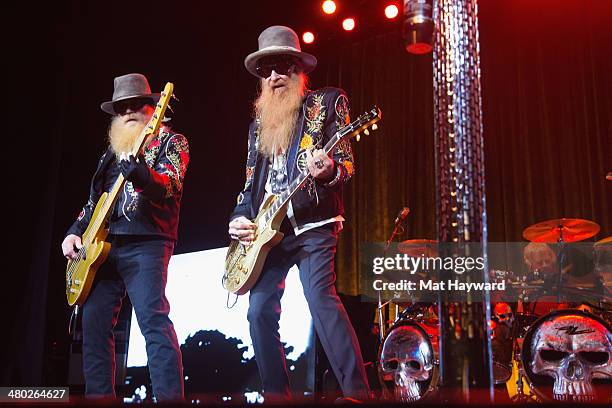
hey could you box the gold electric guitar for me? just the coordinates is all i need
[223,106,382,295]
[65,83,175,306]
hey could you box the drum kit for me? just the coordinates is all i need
[376,218,612,403]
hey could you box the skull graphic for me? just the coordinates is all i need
[494,302,514,327]
[529,313,612,401]
[379,324,435,402]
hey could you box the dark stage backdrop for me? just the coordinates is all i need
[5,0,611,388]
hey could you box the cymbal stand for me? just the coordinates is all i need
[510,325,534,403]
[556,225,566,304]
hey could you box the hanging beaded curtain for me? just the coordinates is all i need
[433,0,487,243]
[433,0,493,396]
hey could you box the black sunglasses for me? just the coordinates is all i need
[255,57,300,78]
[113,98,154,115]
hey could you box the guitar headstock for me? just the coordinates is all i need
[342,105,381,142]
[144,82,175,136]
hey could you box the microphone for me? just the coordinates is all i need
[394,207,410,225]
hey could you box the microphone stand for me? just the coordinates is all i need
[377,213,407,341]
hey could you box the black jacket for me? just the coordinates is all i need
[230,87,355,227]
[66,126,189,241]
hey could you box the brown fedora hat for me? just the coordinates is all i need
[100,73,160,115]
[244,25,317,78]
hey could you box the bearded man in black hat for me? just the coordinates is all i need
[229,26,371,402]
[61,73,188,401]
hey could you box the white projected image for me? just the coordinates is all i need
[127,247,312,367]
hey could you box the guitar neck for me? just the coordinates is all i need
[262,131,344,224]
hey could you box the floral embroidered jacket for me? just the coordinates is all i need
[66,126,189,241]
[231,87,355,227]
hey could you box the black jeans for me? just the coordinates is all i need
[247,223,371,401]
[81,235,183,401]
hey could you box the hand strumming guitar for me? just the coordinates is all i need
[229,216,257,245]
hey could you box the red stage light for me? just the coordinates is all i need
[342,18,356,31]
[302,31,315,44]
[322,0,336,15]
[385,4,399,19]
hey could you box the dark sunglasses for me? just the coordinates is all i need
[113,98,153,115]
[255,57,300,78]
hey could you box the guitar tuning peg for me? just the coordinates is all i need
[364,128,370,136]
[356,133,361,142]
[371,123,378,131]
[171,93,180,101]
[166,104,175,114]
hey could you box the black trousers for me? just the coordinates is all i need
[81,235,184,401]
[247,222,371,401]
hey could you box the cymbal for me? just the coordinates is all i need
[397,239,438,257]
[596,236,612,245]
[522,218,600,243]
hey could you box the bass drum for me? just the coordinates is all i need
[378,319,439,402]
[520,309,612,402]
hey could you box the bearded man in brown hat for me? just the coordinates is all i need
[229,26,371,402]
[61,73,189,401]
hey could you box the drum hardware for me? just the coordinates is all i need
[523,218,600,303]
[374,216,610,401]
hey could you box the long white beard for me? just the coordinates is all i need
[108,116,148,159]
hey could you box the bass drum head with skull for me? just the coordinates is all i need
[521,309,612,403]
[378,320,439,402]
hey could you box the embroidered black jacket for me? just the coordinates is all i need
[230,87,355,227]
[66,127,189,241]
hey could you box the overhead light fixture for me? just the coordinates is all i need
[322,0,337,15]
[403,0,434,54]
[342,17,356,31]
[385,4,400,19]
[302,31,315,44]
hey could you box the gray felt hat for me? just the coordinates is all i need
[244,26,317,77]
[100,73,160,115]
